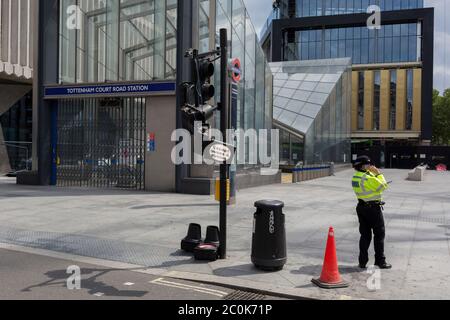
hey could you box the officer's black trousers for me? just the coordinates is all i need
[356,202,386,266]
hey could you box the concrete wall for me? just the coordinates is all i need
[0,0,35,80]
[145,95,177,192]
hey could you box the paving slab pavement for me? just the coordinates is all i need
[0,169,449,300]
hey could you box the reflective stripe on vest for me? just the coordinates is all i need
[352,171,383,202]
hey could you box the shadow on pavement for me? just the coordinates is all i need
[131,203,218,210]
[143,250,212,269]
[291,265,362,276]
[22,268,148,298]
[213,264,278,277]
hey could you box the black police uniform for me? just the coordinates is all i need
[353,156,392,269]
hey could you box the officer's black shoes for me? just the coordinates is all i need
[375,262,392,269]
[358,262,392,269]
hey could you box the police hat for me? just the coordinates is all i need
[353,156,371,168]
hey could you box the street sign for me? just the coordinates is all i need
[228,58,241,83]
[147,133,156,152]
[209,142,233,163]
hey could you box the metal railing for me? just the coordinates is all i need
[292,162,335,183]
[1,142,32,172]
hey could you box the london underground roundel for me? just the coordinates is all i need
[229,58,241,83]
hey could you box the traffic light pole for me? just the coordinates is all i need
[219,29,229,260]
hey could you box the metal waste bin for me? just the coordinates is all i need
[251,200,287,271]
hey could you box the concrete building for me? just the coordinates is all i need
[0,0,35,174]
[22,0,277,194]
[261,0,434,167]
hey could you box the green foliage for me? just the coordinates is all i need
[432,89,450,145]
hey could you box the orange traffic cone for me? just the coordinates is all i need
[312,227,349,289]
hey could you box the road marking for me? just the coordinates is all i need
[123,282,135,286]
[150,278,228,298]
[152,280,224,297]
[93,292,104,297]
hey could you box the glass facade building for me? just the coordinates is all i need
[293,0,424,17]
[271,59,352,164]
[57,0,272,142]
[285,23,422,64]
[31,0,275,192]
[59,0,178,83]
[263,0,432,146]
[262,0,434,170]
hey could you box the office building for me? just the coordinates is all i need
[262,0,434,167]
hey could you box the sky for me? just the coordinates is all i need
[243,0,450,94]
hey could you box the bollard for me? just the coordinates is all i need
[292,170,298,183]
[330,162,335,176]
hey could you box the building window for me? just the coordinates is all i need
[373,71,381,131]
[389,70,397,130]
[358,71,364,130]
[280,130,291,164]
[287,23,421,64]
[406,69,414,130]
[295,0,423,18]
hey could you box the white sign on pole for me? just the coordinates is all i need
[209,143,233,163]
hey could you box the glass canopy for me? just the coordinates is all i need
[270,58,352,163]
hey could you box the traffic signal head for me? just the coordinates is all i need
[181,104,218,135]
[180,50,219,135]
[197,60,216,103]
[199,61,215,80]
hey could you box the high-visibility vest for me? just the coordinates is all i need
[352,171,388,202]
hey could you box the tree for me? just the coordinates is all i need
[432,89,450,145]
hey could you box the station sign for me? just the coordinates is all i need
[44,82,176,99]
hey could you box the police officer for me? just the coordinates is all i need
[352,156,392,270]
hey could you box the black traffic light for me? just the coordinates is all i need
[180,49,219,135]
[196,60,215,104]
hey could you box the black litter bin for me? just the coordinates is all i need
[252,200,287,271]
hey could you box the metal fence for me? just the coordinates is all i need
[56,97,146,190]
[292,163,334,183]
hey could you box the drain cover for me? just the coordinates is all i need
[224,290,266,301]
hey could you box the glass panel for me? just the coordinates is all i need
[389,70,397,130]
[358,71,364,130]
[105,0,119,81]
[198,0,210,54]
[373,71,381,130]
[406,69,413,130]
[59,0,177,83]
